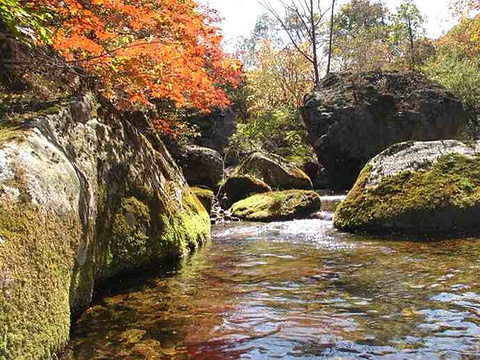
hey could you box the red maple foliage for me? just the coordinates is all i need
[24,0,241,113]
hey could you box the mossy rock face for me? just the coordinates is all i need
[191,187,214,213]
[230,190,321,222]
[334,140,480,234]
[221,175,271,205]
[0,94,211,359]
[236,152,312,190]
[0,204,82,360]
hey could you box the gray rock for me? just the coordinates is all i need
[301,72,470,189]
[190,108,237,154]
[175,145,224,189]
[220,175,271,206]
[236,152,312,190]
[334,140,480,234]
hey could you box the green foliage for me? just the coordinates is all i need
[227,107,314,165]
[332,0,391,71]
[331,0,428,72]
[0,0,52,44]
[423,55,480,111]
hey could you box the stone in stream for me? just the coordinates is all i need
[191,187,214,214]
[236,152,313,190]
[230,190,321,222]
[220,175,272,206]
[173,145,224,190]
[334,140,480,234]
[0,94,210,359]
[301,72,471,190]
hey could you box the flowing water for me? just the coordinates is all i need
[65,217,480,359]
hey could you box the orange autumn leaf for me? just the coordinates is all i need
[21,0,241,111]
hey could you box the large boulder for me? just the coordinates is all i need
[231,190,321,222]
[220,175,271,205]
[334,140,480,234]
[301,72,470,189]
[236,152,312,190]
[174,145,223,189]
[0,94,210,359]
[190,108,237,154]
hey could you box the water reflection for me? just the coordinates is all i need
[64,219,480,359]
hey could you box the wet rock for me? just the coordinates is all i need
[301,72,470,189]
[230,190,321,222]
[220,175,271,206]
[191,187,214,214]
[334,140,480,234]
[236,152,312,190]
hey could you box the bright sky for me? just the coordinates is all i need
[201,0,458,51]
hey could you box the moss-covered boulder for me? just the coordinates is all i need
[191,187,214,213]
[221,175,271,205]
[334,140,480,234]
[231,190,321,222]
[236,152,312,190]
[0,94,210,359]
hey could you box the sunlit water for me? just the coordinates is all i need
[64,218,480,359]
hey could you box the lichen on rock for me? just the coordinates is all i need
[334,140,480,234]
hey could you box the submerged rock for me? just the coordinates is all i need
[0,94,210,359]
[220,175,271,206]
[230,190,321,222]
[236,152,312,190]
[174,145,223,189]
[301,72,470,189]
[334,140,480,234]
[191,187,214,213]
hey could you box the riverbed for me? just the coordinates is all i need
[64,218,480,359]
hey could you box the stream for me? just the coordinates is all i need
[64,216,480,359]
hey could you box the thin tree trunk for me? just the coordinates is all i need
[310,0,320,83]
[326,0,335,75]
[408,18,414,71]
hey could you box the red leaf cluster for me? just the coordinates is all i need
[28,0,241,111]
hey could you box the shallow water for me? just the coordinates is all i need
[65,219,480,359]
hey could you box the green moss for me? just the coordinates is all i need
[156,189,210,256]
[0,203,82,360]
[334,153,480,233]
[230,190,321,222]
[108,197,152,274]
[190,187,214,213]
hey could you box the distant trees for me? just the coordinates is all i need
[390,0,426,71]
[423,17,480,112]
[331,0,427,72]
[260,0,329,83]
[332,0,390,71]
[228,15,314,163]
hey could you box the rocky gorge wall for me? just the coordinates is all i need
[0,94,210,359]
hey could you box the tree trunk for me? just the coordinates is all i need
[408,18,415,71]
[310,0,320,84]
[326,0,335,75]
